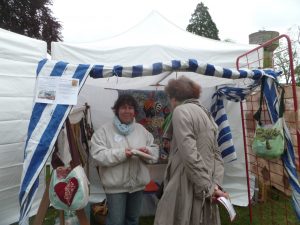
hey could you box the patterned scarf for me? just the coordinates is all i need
[113,116,134,136]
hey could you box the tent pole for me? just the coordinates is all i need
[153,71,172,86]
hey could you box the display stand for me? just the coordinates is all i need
[237,34,300,224]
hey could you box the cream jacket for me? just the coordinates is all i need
[91,121,159,193]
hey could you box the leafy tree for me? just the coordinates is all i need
[273,26,300,84]
[295,65,300,86]
[186,2,220,40]
[0,0,62,52]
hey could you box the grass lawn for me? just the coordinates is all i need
[21,192,299,225]
[139,202,299,225]
[21,199,300,225]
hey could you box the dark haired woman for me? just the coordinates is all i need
[91,94,159,225]
[154,76,227,225]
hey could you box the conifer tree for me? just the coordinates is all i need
[186,2,220,40]
[0,0,62,52]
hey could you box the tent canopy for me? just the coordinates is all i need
[51,11,257,68]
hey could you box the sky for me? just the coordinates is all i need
[51,0,300,45]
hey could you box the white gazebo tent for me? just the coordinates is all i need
[50,10,260,208]
[0,11,264,225]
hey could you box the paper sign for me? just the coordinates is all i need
[217,196,236,221]
[35,76,79,105]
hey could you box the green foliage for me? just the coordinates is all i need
[274,40,298,84]
[186,2,220,40]
[295,65,300,86]
[0,0,62,52]
[273,26,300,84]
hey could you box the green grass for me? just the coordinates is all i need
[139,199,299,225]
[14,192,299,225]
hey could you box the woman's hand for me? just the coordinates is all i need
[125,148,133,158]
[137,147,149,154]
[212,185,229,203]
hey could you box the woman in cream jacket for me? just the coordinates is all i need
[91,94,159,225]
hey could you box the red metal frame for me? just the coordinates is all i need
[239,98,253,222]
[236,34,299,224]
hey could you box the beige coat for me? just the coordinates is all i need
[154,100,224,225]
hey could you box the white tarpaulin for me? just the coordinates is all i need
[0,29,47,225]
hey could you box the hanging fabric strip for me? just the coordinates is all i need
[210,80,260,163]
[18,59,92,225]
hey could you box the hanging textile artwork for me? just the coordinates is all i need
[118,89,171,163]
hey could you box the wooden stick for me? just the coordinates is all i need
[59,210,65,225]
[32,181,50,225]
[76,209,90,225]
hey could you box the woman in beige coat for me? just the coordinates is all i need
[154,76,228,225]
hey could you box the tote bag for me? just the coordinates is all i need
[49,165,89,211]
[252,77,285,159]
[49,118,89,211]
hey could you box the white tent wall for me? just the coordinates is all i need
[76,73,251,207]
[0,29,47,225]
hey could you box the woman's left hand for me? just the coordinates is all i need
[125,148,133,158]
[212,186,229,203]
[137,147,149,154]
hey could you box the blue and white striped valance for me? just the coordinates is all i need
[89,59,274,79]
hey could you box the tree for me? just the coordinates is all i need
[295,65,300,86]
[0,0,62,52]
[186,2,220,40]
[273,26,300,84]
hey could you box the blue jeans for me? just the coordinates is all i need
[106,190,144,225]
